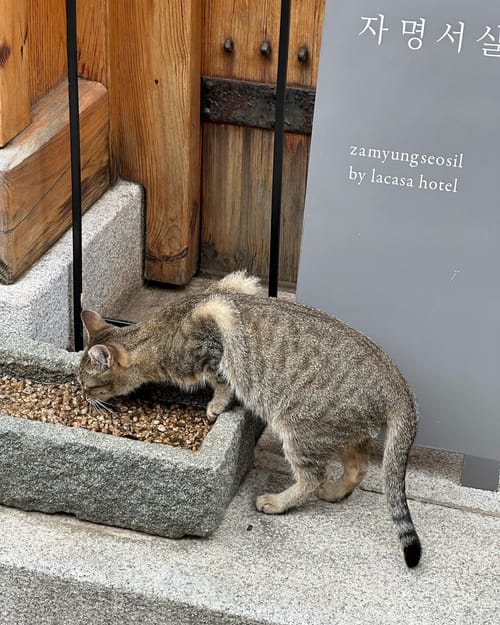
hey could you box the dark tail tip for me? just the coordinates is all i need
[404,538,422,568]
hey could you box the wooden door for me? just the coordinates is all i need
[200,0,325,285]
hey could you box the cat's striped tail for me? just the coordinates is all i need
[383,404,422,568]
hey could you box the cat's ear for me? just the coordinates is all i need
[88,343,129,369]
[81,310,110,340]
[88,344,114,369]
[109,343,130,368]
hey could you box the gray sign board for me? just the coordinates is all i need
[297,0,500,484]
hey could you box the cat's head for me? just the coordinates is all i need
[78,310,136,401]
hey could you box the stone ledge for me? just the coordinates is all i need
[0,179,143,349]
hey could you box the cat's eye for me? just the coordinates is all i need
[84,383,110,392]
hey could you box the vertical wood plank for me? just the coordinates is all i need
[28,0,108,105]
[202,0,325,87]
[0,0,30,146]
[201,123,309,284]
[203,0,280,84]
[28,0,66,104]
[200,0,325,284]
[110,0,202,284]
[288,0,325,87]
[77,0,109,87]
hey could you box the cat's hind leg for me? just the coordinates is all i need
[318,440,369,503]
[256,435,324,514]
[256,464,322,514]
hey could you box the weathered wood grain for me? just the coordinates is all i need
[202,0,325,87]
[27,0,65,104]
[28,0,108,105]
[76,0,109,86]
[200,123,309,284]
[201,0,325,284]
[0,80,110,284]
[0,0,30,146]
[109,0,202,284]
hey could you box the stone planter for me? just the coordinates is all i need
[0,338,256,538]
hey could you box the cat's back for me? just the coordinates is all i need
[161,291,399,377]
[221,293,405,387]
[205,292,411,422]
[225,293,382,356]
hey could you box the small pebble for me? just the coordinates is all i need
[0,375,211,452]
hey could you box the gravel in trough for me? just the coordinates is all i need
[0,375,212,451]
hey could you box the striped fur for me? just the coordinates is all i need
[79,272,422,567]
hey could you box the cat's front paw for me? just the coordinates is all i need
[256,493,286,515]
[206,400,225,423]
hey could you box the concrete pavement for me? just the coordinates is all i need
[0,427,498,625]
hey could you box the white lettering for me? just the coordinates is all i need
[349,165,366,185]
[381,149,391,164]
[371,168,413,187]
[418,174,458,192]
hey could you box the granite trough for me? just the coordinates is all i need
[0,337,256,538]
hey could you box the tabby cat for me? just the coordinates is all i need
[79,271,421,567]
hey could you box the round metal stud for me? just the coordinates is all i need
[298,46,309,63]
[260,39,272,57]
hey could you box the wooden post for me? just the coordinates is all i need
[0,0,30,146]
[109,0,202,284]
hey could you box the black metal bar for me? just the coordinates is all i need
[65,0,84,350]
[268,0,292,297]
[103,318,136,328]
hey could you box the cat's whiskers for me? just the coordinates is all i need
[94,398,115,415]
[97,398,116,409]
[88,398,115,418]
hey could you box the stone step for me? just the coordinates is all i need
[0,180,143,349]
[0,429,498,625]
